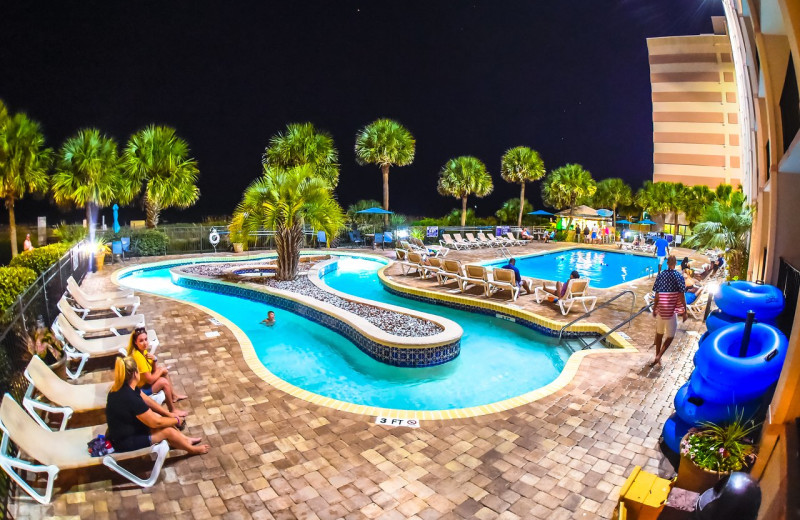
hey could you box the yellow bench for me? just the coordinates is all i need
[615,466,672,520]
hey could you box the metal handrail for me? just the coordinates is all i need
[580,303,653,350]
[558,290,637,342]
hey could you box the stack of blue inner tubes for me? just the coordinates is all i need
[663,281,787,453]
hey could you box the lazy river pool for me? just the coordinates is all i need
[119,255,587,412]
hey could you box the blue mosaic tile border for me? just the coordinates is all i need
[380,283,598,340]
[173,273,460,368]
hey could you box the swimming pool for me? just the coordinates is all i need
[485,248,658,288]
[118,255,583,412]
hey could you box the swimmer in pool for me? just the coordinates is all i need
[261,311,276,326]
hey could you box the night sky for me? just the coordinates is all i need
[0,0,724,225]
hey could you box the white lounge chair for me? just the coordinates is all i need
[440,234,467,251]
[66,284,140,318]
[505,232,524,246]
[437,259,465,287]
[461,265,491,296]
[57,297,145,337]
[0,394,170,505]
[53,314,158,380]
[404,252,426,277]
[489,268,520,301]
[411,237,449,257]
[67,276,133,301]
[534,279,597,315]
[685,287,709,319]
[23,356,165,431]
[477,232,499,247]
[452,233,477,249]
[464,233,485,248]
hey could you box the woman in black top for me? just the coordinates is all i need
[106,357,209,455]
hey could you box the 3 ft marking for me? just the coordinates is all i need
[375,416,420,428]
[496,314,516,322]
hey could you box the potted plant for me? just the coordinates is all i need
[23,324,65,374]
[230,228,246,253]
[675,415,758,492]
[93,239,111,271]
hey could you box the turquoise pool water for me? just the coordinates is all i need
[485,248,658,288]
[119,256,576,411]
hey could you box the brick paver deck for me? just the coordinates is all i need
[12,243,709,519]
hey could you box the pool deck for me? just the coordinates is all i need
[14,242,710,519]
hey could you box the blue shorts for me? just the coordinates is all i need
[685,292,697,305]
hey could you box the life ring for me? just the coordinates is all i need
[209,229,220,247]
[714,281,784,320]
[705,309,776,333]
[692,323,787,402]
[674,383,763,425]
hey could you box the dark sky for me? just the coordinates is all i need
[0,0,724,225]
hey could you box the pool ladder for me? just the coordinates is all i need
[557,290,649,351]
[496,246,511,259]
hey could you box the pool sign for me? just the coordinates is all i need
[375,416,420,428]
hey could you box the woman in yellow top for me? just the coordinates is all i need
[127,328,188,415]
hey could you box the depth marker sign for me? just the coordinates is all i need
[375,416,420,428]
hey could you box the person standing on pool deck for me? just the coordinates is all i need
[654,233,670,273]
[500,258,534,294]
[650,255,687,366]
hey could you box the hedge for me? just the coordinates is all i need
[9,243,71,275]
[0,266,38,312]
[101,228,169,256]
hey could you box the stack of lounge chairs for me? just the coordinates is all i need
[0,276,174,504]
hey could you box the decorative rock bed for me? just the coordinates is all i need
[176,260,443,338]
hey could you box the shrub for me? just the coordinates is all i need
[53,224,87,244]
[681,415,758,473]
[0,266,38,312]
[9,243,71,275]
[129,229,169,256]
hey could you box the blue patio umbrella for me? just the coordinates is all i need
[616,219,632,225]
[527,210,554,216]
[112,204,121,233]
[638,219,657,225]
[357,207,393,214]
[596,209,613,217]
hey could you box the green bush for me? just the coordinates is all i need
[9,243,71,274]
[129,229,169,256]
[53,224,87,244]
[0,266,38,312]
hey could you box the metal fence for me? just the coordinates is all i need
[0,243,90,516]
[776,257,800,337]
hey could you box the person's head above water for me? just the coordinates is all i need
[267,311,275,319]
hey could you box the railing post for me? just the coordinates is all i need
[41,273,49,324]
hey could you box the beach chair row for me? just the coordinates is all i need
[440,231,526,250]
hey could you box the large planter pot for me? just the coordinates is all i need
[232,243,244,253]
[94,252,106,271]
[48,355,67,379]
[675,433,729,493]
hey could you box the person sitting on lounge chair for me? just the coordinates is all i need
[106,357,209,455]
[520,228,533,241]
[500,258,533,294]
[696,256,724,280]
[127,328,187,415]
[540,270,580,300]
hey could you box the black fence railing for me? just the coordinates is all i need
[776,257,800,337]
[0,243,89,517]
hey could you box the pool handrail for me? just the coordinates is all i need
[557,290,637,343]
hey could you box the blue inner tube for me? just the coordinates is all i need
[705,309,776,333]
[662,413,693,454]
[674,382,763,424]
[714,281,784,320]
[694,323,787,400]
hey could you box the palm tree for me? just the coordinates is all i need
[714,183,734,205]
[231,164,345,280]
[437,156,493,227]
[263,123,339,187]
[500,146,545,227]
[346,199,383,231]
[635,181,671,227]
[685,195,753,279]
[683,185,716,226]
[541,164,596,229]
[53,129,134,234]
[0,110,52,257]
[354,119,415,226]
[495,198,532,224]
[592,178,632,232]
[123,125,200,228]
[664,182,687,234]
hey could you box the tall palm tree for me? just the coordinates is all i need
[714,183,734,205]
[500,146,545,227]
[123,125,200,228]
[437,156,493,227]
[541,164,596,230]
[685,195,753,279]
[683,185,716,226]
[592,178,632,233]
[495,198,532,224]
[263,122,339,187]
[0,110,52,257]
[635,181,671,227]
[53,129,133,233]
[354,119,415,226]
[231,165,344,280]
[664,182,687,234]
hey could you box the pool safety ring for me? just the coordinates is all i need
[714,281,784,320]
[208,228,221,247]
